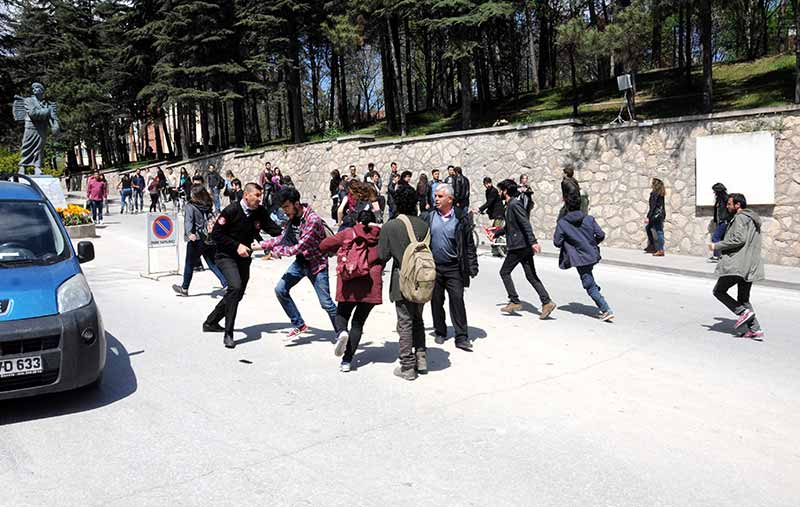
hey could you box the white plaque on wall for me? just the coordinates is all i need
[695,131,775,206]
[30,175,68,209]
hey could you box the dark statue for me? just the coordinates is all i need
[13,82,60,175]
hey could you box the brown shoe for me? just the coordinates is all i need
[415,350,428,374]
[393,365,417,381]
[540,301,556,320]
[653,251,665,257]
[501,302,522,313]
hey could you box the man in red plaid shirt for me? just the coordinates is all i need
[261,187,339,338]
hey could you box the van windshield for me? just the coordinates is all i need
[0,201,68,266]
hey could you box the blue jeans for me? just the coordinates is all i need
[182,241,227,290]
[211,188,221,213]
[711,221,727,257]
[133,189,144,211]
[120,189,132,212]
[646,221,664,251]
[91,199,103,222]
[577,265,610,313]
[275,259,338,330]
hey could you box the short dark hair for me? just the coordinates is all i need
[728,193,747,208]
[454,166,463,175]
[563,166,574,178]
[447,165,454,170]
[278,186,301,204]
[231,178,242,188]
[497,179,519,197]
[368,170,379,179]
[431,168,440,175]
[391,162,397,167]
[401,170,413,180]
[483,177,492,185]
[244,182,263,193]
[368,162,375,170]
[394,184,418,215]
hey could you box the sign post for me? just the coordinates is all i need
[141,212,180,280]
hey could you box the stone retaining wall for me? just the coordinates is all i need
[94,106,800,266]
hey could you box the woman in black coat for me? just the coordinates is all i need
[645,178,666,256]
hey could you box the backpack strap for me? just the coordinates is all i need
[398,214,416,244]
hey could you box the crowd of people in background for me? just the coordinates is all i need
[83,155,766,381]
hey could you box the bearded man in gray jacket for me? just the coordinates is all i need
[710,193,765,340]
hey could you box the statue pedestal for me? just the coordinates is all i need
[30,175,68,209]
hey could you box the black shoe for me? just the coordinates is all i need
[223,333,235,349]
[172,284,188,297]
[455,338,473,352]
[203,322,225,333]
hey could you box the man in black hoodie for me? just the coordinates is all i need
[477,177,505,256]
[492,179,556,319]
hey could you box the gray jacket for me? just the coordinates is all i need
[184,202,212,242]
[714,209,764,282]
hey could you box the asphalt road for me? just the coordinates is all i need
[2,208,799,506]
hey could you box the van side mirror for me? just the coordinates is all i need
[77,241,95,263]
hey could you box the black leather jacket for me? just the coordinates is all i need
[494,197,537,250]
[421,207,479,287]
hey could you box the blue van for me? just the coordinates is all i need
[0,174,105,400]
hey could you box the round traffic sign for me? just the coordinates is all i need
[152,215,174,240]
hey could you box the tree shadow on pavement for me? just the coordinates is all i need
[558,302,600,318]
[354,341,451,372]
[0,332,138,426]
[701,317,738,335]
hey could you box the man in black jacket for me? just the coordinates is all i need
[477,177,505,256]
[452,166,470,209]
[559,166,580,220]
[204,182,282,348]
[492,179,556,319]
[423,183,479,352]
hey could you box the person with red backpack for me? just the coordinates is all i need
[320,208,384,373]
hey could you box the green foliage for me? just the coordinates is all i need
[0,149,21,174]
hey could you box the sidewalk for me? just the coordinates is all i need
[480,242,800,291]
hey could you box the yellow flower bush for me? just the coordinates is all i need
[56,204,92,226]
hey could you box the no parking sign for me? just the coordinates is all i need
[148,213,177,248]
[142,212,180,280]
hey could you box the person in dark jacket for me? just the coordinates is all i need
[378,185,430,381]
[559,166,580,219]
[492,179,556,319]
[422,183,479,352]
[204,183,282,348]
[518,174,535,217]
[477,177,505,256]
[554,194,614,321]
[645,178,667,256]
[320,209,385,373]
[452,166,470,209]
[173,185,227,297]
[710,182,729,262]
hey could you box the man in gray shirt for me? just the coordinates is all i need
[423,184,479,351]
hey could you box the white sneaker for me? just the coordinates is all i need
[334,330,349,357]
[339,362,351,372]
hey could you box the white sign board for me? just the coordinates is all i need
[147,212,178,248]
[695,132,775,206]
[30,175,67,209]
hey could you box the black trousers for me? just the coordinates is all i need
[500,247,551,305]
[335,302,376,362]
[205,254,251,334]
[431,263,468,341]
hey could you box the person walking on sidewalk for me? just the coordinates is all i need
[131,169,145,213]
[117,173,133,214]
[204,183,282,348]
[147,169,161,212]
[491,179,557,319]
[378,185,432,381]
[645,178,667,256]
[173,185,228,297]
[424,183,479,352]
[260,187,339,339]
[559,166,580,220]
[554,194,614,322]
[206,164,224,213]
[86,171,106,224]
[710,193,765,340]
[477,177,505,257]
[709,182,729,262]
[320,209,384,373]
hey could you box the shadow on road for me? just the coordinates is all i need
[354,341,451,372]
[495,301,542,317]
[558,302,600,318]
[701,317,739,335]
[233,322,298,346]
[429,326,488,341]
[0,332,138,426]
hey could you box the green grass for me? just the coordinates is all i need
[342,53,798,142]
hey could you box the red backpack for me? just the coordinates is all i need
[336,229,371,281]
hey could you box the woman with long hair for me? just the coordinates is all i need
[330,169,342,221]
[179,167,191,210]
[147,169,161,212]
[645,178,666,257]
[156,168,168,212]
[416,173,430,212]
[173,185,227,296]
[320,209,384,372]
[338,180,381,230]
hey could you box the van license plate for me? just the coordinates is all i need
[0,356,43,378]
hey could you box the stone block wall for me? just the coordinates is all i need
[95,106,800,266]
